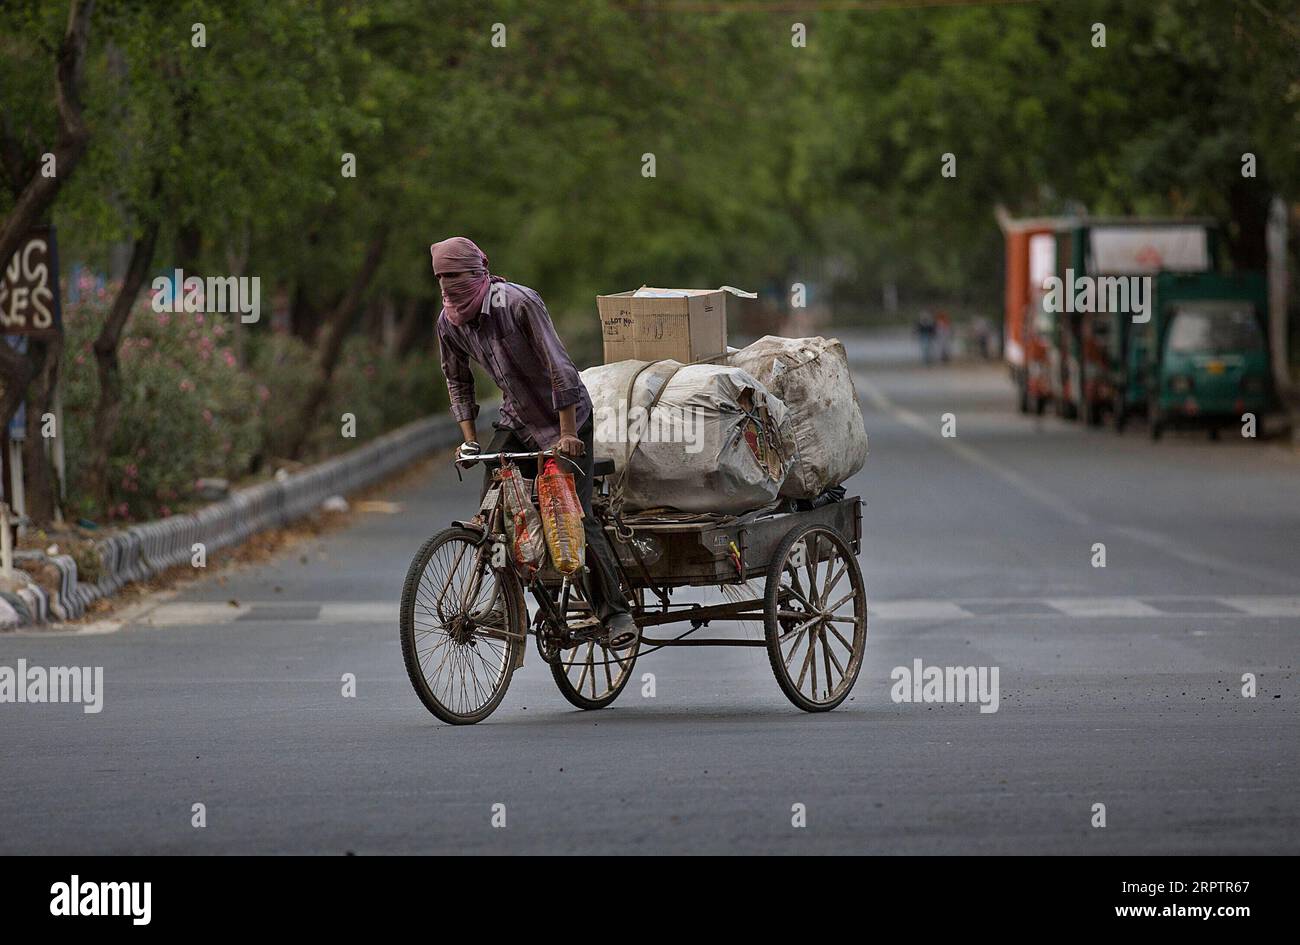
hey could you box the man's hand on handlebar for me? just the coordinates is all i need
[456,440,482,463]
[553,434,585,459]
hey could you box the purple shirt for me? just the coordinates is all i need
[437,281,592,448]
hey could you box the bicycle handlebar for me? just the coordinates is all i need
[455,448,583,475]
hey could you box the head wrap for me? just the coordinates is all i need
[430,236,502,326]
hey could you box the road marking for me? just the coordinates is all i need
[138,601,251,625]
[1109,523,1300,589]
[320,602,400,622]
[1045,598,1164,618]
[854,371,1300,589]
[118,596,1300,629]
[855,372,1093,527]
[872,601,970,621]
[1220,596,1300,617]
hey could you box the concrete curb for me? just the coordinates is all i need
[7,408,491,628]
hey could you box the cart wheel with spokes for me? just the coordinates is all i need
[400,526,526,725]
[549,581,639,710]
[763,523,867,712]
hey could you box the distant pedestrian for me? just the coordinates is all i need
[916,309,936,365]
[936,309,953,363]
[971,315,992,359]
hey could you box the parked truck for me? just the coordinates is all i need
[999,213,1272,436]
[997,213,1071,415]
[1057,218,1218,428]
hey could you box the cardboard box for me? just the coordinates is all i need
[597,286,755,364]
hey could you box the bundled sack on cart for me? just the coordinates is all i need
[725,336,868,499]
[582,360,793,515]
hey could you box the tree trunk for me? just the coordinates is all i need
[175,221,202,274]
[225,223,250,367]
[0,0,94,272]
[22,334,64,525]
[1226,177,1270,271]
[83,219,159,513]
[391,297,427,357]
[0,0,94,434]
[290,283,319,343]
[0,344,35,449]
[285,231,387,460]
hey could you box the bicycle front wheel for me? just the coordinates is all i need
[400,527,525,724]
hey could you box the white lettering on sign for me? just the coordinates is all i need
[0,231,57,332]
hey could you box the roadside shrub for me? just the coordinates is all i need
[58,288,450,523]
[61,294,261,522]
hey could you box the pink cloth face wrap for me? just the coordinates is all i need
[431,236,493,326]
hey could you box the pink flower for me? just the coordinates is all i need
[179,379,194,392]
[202,408,214,425]
[160,506,172,517]
[222,349,236,368]
[257,385,270,402]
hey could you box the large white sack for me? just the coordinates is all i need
[726,336,868,498]
[584,360,792,514]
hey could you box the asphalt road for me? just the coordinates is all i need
[2,330,1298,854]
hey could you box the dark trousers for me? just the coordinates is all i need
[481,419,630,622]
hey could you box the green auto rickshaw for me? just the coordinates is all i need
[1147,271,1271,440]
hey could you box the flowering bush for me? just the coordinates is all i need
[59,290,447,522]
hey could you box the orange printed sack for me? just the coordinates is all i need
[498,464,545,573]
[537,458,585,575]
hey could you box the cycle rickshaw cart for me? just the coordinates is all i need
[400,448,868,725]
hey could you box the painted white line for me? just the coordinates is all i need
[872,601,972,621]
[1111,524,1300,589]
[139,602,250,625]
[1045,598,1164,618]
[855,372,1093,527]
[319,602,399,622]
[855,371,1299,590]
[112,596,1300,630]
[1220,596,1300,617]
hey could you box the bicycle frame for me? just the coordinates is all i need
[457,450,603,655]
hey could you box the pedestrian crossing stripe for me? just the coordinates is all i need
[129,596,1300,627]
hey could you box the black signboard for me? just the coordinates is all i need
[0,224,63,337]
